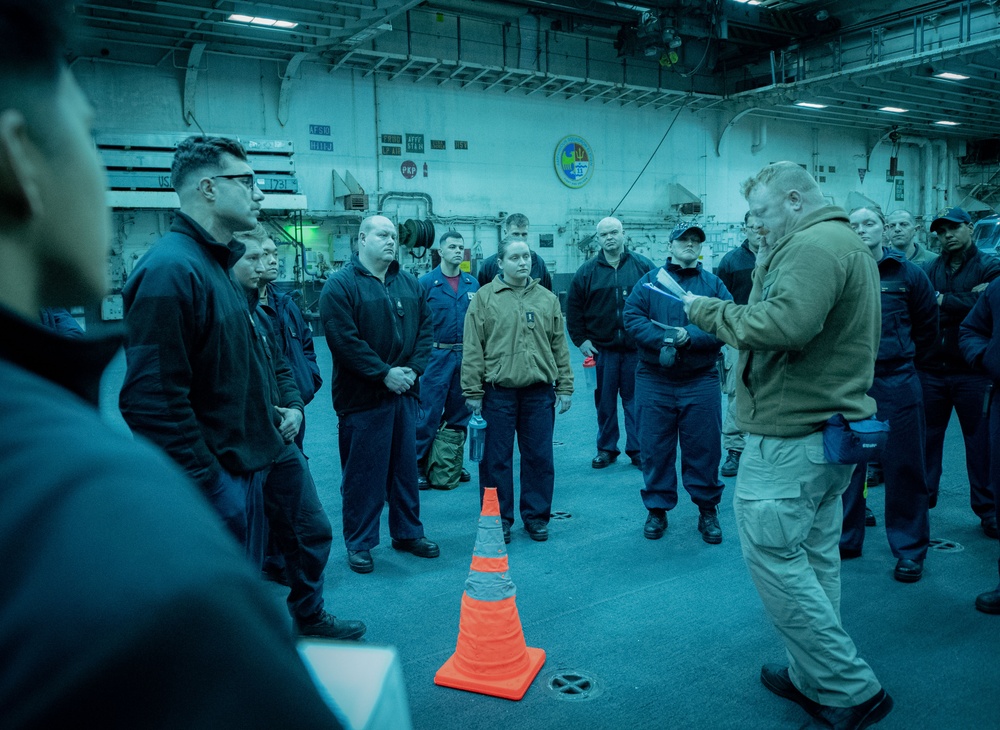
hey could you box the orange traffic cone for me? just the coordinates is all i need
[434,488,546,700]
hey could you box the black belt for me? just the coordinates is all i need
[433,342,462,351]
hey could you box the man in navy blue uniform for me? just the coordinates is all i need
[714,213,763,477]
[624,224,732,544]
[416,231,479,488]
[321,215,439,574]
[960,281,1000,612]
[120,136,363,641]
[567,216,654,469]
[919,206,1000,538]
[839,207,938,583]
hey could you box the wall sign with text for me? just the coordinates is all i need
[554,135,594,189]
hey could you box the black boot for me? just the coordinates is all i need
[975,558,1000,615]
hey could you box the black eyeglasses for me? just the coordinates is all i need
[212,173,257,191]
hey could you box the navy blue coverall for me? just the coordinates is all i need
[415,266,479,460]
[840,249,939,561]
[623,261,731,513]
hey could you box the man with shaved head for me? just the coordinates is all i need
[320,215,438,574]
[567,217,654,468]
[886,209,938,265]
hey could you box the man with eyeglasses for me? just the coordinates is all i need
[320,215,439,574]
[120,136,364,639]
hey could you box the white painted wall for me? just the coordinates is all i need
[74,52,941,286]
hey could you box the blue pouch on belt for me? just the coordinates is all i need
[822,413,890,464]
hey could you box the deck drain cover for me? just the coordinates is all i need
[929,538,964,553]
[551,511,572,520]
[547,669,601,701]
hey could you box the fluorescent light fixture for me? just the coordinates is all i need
[879,106,908,113]
[226,13,298,29]
[935,120,960,126]
[795,102,827,109]
[935,72,969,80]
[733,0,761,4]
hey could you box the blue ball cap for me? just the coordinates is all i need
[930,207,972,233]
[669,224,706,243]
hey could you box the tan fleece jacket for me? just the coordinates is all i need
[688,205,880,437]
[461,276,573,398]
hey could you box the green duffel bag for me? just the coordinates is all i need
[427,424,466,490]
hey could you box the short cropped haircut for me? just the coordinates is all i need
[0,0,70,90]
[502,213,529,232]
[498,235,530,262]
[171,136,248,191]
[232,222,270,248]
[439,230,464,246]
[887,209,915,224]
[0,0,74,152]
[741,162,823,204]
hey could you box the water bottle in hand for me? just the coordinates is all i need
[468,413,487,463]
[583,355,597,389]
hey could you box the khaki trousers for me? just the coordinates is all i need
[734,431,882,708]
[722,345,745,453]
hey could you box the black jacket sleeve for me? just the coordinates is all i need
[565,266,589,348]
[908,264,940,366]
[119,261,222,487]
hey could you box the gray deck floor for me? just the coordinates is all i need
[100,339,1000,730]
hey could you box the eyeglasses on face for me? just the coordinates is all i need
[212,173,257,191]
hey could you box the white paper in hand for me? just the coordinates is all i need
[656,268,688,299]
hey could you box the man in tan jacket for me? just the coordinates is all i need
[682,162,893,730]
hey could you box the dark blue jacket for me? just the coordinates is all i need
[320,255,433,416]
[623,261,732,381]
[120,212,289,487]
[260,282,322,405]
[566,249,656,351]
[921,244,1000,374]
[0,305,347,729]
[960,280,1000,381]
[419,266,479,344]
[875,248,939,375]
[715,240,756,305]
